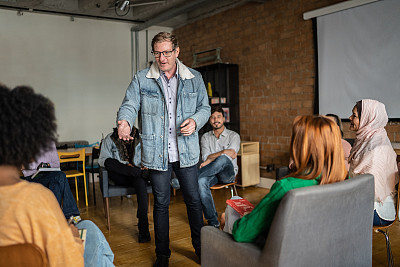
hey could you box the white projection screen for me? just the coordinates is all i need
[317,0,400,119]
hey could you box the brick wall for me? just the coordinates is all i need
[173,0,399,178]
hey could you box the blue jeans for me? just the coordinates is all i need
[77,220,115,267]
[25,171,80,219]
[373,210,394,226]
[198,155,235,227]
[149,162,203,257]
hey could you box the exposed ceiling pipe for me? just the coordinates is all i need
[130,0,209,32]
[0,4,144,23]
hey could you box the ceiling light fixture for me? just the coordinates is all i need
[119,0,130,11]
[115,0,130,16]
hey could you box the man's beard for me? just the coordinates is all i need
[212,123,223,130]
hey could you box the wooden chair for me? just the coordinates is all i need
[0,243,48,267]
[210,175,238,198]
[373,183,399,267]
[58,149,88,206]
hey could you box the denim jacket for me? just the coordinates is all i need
[117,59,211,171]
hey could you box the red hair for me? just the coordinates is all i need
[289,115,347,184]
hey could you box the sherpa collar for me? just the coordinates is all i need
[146,59,195,80]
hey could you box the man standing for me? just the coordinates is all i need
[198,106,240,228]
[117,32,210,267]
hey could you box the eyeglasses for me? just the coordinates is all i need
[151,49,175,58]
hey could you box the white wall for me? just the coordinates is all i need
[0,9,172,143]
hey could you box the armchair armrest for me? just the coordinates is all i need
[201,226,261,267]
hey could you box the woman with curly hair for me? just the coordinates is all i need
[221,115,348,244]
[0,84,114,266]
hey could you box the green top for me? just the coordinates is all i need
[232,177,319,243]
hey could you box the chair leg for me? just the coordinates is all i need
[83,174,88,206]
[74,177,79,201]
[103,198,107,218]
[378,229,395,267]
[233,184,238,196]
[230,186,234,198]
[173,188,176,196]
[92,172,96,205]
[105,197,111,230]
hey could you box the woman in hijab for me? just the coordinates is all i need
[349,99,399,226]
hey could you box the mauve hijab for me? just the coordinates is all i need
[349,99,398,202]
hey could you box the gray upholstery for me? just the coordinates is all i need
[201,174,374,267]
[99,166,152,198]
[99,166,152,230]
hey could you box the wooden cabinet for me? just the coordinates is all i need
[237,141,260,187]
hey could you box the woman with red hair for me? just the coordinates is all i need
[222,115,348,244]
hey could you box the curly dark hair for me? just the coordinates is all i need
[0,84,57,169]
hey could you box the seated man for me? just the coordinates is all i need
[98,127,150,243]
[22,141,81,222]
[198,106,240,228]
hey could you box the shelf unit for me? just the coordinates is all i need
[195,63,239,135]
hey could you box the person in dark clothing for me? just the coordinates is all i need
[99,127,150,243]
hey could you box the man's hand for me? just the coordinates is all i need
[223,149,237,159]
[199,158,212,169]
[180,118,197,136]
[69,224,79,238]
[118,120,133,141]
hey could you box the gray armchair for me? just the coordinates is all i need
[201,174,374,267]
[99,166,152,230]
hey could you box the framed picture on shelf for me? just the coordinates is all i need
[222,107,230,122]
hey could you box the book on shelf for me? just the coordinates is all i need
[31,168,61,178]
[222,107,230,122]
[210,97,219,104]
[210,97,227,104]
[226,198,255,216]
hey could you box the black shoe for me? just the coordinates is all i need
[138,231,151,243]
[153,256,169,267]
[208,222,220,229]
